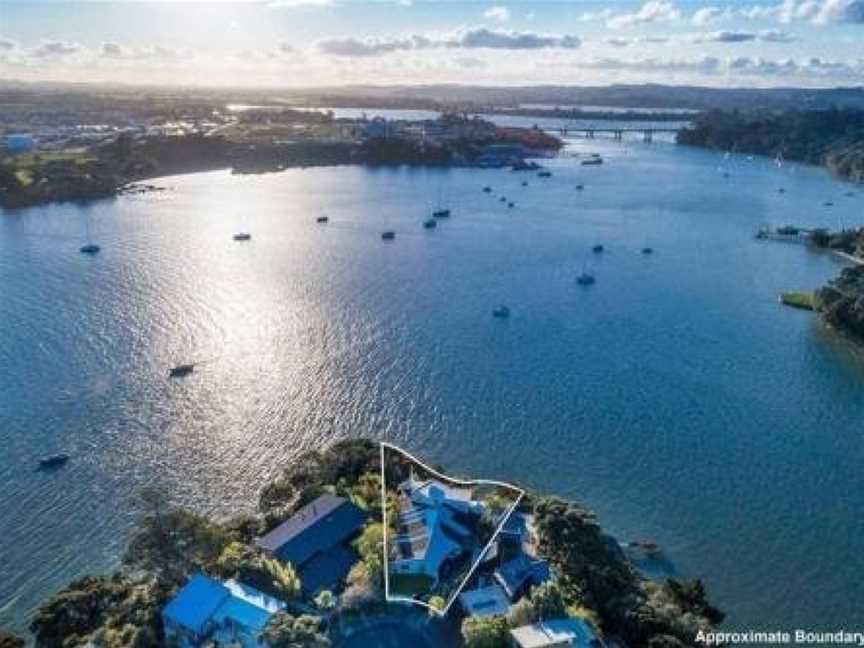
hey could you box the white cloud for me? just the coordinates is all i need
[759,28,798,41]
[316,28,581,56]
[31,40,80,58]
[740,0,864,24]
[267,0,334,7]
[483,6,511,22]
[692,6,726,26]
[697,30,758,42]
[607,1,681,28]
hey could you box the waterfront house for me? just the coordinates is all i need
[494,554,552,601]
[510,617,599,648]
[390,475,478,579]
[255,493,367,595]
[162,573,286,648]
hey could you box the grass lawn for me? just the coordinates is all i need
[389,573,435,596]
[780,292,815,310]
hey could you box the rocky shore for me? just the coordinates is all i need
[22,438,722,648]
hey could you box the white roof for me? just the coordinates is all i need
[510,618,596,648]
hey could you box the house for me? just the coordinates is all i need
[255,493,367,595]
[510,618,599,648]
[458,582,512,618]
[162,573,286,648]
[390,476,478,579]
[494,554,552,601]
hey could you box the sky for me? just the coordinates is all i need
[0,0,862,88]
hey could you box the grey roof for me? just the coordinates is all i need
[256,493,367,566]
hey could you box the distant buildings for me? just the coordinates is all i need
[255,493,367,595]
[510,617,599,648]
[162,573,286,648]
[4,134,35,153]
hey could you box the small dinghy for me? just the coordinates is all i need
[169,364,195,378]
[233,233,252,241]
[38,454,69,470]
[316,216,329,223]
[381,231,396,240]
[492,306,510,318]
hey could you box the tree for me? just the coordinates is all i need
[460,616,510,648]
[529,581,567,620]
[260,612,330,648]
[427,596,446,616]
[0,630,25,648]
[313,590,336,612]
[353,523,384,582]
[339,562,378,611]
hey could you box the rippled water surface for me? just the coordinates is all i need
[2,134,863,633]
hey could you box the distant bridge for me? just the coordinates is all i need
[534,126,681,142]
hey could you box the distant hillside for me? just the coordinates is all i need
[677,108,864,182]
[297,84,864,112]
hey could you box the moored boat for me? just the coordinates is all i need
[423,219,437,229]
[381,231,396,240]
[79,244,101,255]
[492,305,510,318]
[169,364,195,378]
[233,232,252,241]
[38,454,69,470]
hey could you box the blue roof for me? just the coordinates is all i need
[212,598,272,633]
[163,574,229,634]
[495,555,551,600]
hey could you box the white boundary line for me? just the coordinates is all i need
[379,441,525,616]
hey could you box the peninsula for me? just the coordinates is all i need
[25,439,722,648]
[0,109,560,210]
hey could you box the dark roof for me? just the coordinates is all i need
[494,554,551,600]
[256,493,367,566]
[162,573,229,634]
[297,543,358,595]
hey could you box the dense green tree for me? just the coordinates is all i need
[460,616,510,648]
[260,612,330,648]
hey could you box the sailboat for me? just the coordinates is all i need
[432,185,450,218]
[79,214,100,255]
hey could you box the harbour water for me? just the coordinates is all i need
[1,129,863,635]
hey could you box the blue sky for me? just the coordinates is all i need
[0,0,862,87]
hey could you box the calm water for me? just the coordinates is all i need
[1,131,863,635]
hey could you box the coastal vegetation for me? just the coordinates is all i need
[780,292,815,311]
[24,438,722,648]
[0,630,25,648]
[677,108,864,183]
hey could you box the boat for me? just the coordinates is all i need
[521,181,528,187]
[79,244,101,255]
[316,216,329,223]
[512,160,540,172]
[576,184,584,191]
[482,186,492,193]
[538,170,552,178]
[581,157,603,166]
[492,306,510,318]
[169,364,195,378]
[499,196,507,203]
[432,209,450,218]
[577,272,596,286]
[824,201,834,207]
[38,454,69,470]
[846,191,856,197]
[423,219,437,229]
[642,247,654,254]
[592,244,604,253]
[80,215,100,254]
[233,232,252,241]
[777,187,786,193]
[508,202,515,208]
[381,231,396,241]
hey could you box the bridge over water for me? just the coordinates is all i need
[534,125,681,142]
